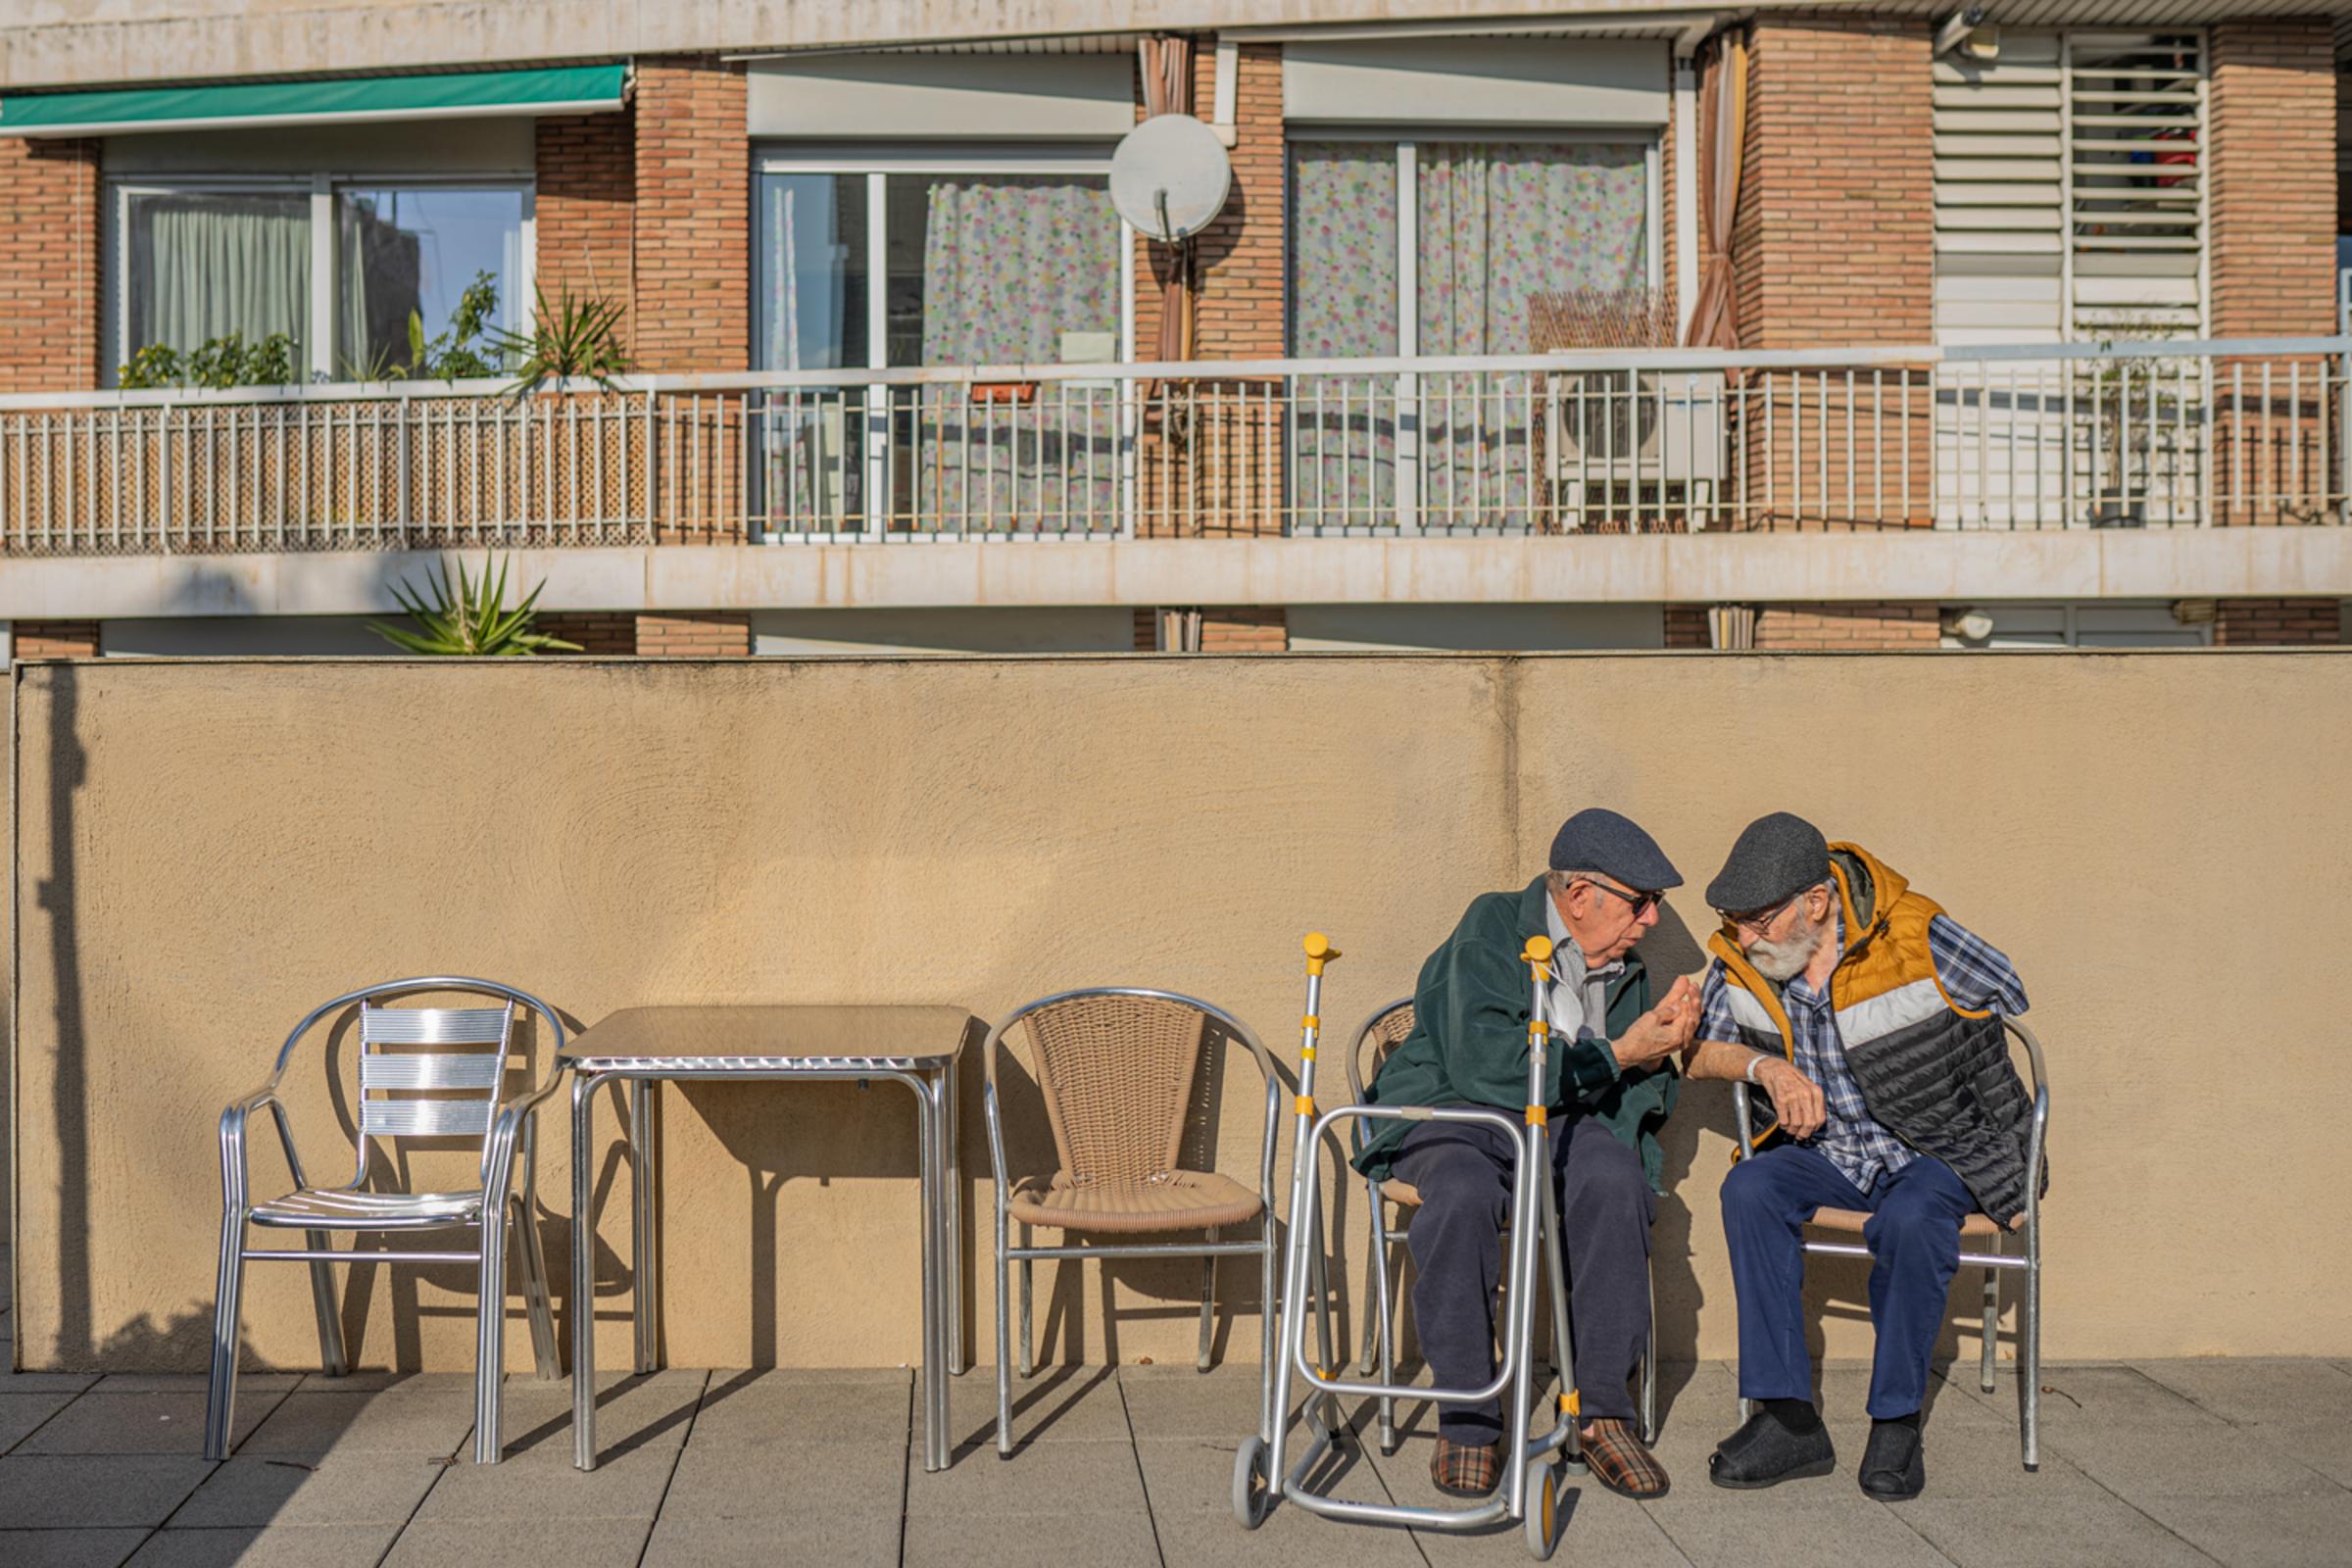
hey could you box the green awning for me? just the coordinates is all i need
[0,64,627,138]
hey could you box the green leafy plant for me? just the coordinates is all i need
[338,271,507,383]
[368,554,582,656]
[491,282,632,397]
[119,330,298,391]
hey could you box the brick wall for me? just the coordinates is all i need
[2213,597,2343,646]
[535,106,636,321]
[12,620,101,658]
[2209,22,2336,339]
[1200,607,1288,652]
[538,612,639,654]
[1754,601,1939,650]
[0,137,100,392]
[631,58,749,373]
[634,612,752,657]
[1734,20,1934,350]
[1663,606,1712,649]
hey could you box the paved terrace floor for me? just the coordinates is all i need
[2,1273,2348,1568]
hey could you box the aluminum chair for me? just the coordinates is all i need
[206,977,568,1465]
[1344,997,1659,1454]
[1731,1016,2048,1469]
[983,988,1282,1457]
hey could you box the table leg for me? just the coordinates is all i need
[944,1054,963,1377]
[571,1071,599,1472]
[915,1074,946,1472]
[630,1078,660,1374]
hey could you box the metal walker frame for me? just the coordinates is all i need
[1233,933,1580,1560]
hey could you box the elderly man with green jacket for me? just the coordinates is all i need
[1353,808,1698,1501]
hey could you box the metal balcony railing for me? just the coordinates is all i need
[3,336,2346,556]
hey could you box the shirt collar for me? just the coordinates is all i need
[1786,906,1846,1003]
[1545,896,1625,985]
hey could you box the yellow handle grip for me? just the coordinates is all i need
[1304,931,1342,975]
[1522,934,1553,973]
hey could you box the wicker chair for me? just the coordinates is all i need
[982,988,1281,1457]
[1732,1016,2049,1470]
[1346,997,1659,1455]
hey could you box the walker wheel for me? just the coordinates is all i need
[1233,1435,1272,1529]
[1523,1455,1558,1561]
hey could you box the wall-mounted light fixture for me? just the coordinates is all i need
[1935,5,1997,60]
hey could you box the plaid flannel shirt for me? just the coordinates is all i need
[1698,909,2028,1195]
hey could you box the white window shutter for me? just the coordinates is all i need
[1934,30,2065,346]
[2066,30,2206,336]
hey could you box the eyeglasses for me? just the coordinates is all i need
[1578,877,1662,918]
[1716,889,1803,933]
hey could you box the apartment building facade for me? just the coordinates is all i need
[2,0,2348,658]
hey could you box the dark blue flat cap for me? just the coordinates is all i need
[1548,808,1683,892]
[1704,811,1831,912]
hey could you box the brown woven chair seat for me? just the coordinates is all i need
[1009,1169,1263,1235]
[1804,1206,2011,1238]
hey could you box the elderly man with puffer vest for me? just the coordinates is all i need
[1685,812,2037,1502]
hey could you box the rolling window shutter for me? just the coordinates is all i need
[2067,30,2205,334]
[1933,31,2065,345]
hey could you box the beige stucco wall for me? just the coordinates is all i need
[10,652,2350,1375]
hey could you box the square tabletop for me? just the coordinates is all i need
[561,1004,974,1072]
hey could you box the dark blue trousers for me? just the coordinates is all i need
[1393,1112,1654,1442]
[1720,1144,1974,1420]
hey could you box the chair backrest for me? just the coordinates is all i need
[1345,998,1417,1103]
[1015,992,1209,1183]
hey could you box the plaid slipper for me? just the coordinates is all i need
[1430,1436,1501,1497]
[1581,1417,1671,1499]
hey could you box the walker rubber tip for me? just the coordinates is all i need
[1523,935,1554,965]
[1303,932,1337,960]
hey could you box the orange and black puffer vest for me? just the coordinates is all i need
[1708,843,2039,1225]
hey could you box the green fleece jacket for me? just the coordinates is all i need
[1350,875,1681,1194]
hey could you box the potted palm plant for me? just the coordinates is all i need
[368,554,582,655]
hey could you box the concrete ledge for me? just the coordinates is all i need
[4,529,2350,619]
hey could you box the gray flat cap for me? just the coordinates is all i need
[1705,812,1831,913]
[1548,808,1683,892]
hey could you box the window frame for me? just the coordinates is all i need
[105,170,535,385]
[1281,125,1666,359]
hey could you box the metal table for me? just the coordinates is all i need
[564,1005,968,1473]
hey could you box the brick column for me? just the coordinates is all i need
[1754,602,1940,650]
[2214,598,2344,646]
[1200,608,1288,652]
[0,136,101,391]
[12,620,102,658]
[536,104,636,319]
[631,58,749,372]
[2208,21,2336,340]
[538,612,639,654]
[635,612,752,657]
[1733,20,1936,529]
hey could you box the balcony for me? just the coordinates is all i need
[3,337,2347,560]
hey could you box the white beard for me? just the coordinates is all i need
[1744,918,1821,983]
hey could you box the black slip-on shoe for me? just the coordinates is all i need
[1858,1419,1926,1500]
[1708,1409,1837,1491]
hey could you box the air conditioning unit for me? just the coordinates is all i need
[1544,368,1728,486]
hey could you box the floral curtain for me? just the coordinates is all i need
[917,177,1120,531]
[1417,142,1647,527]
[1289,143,1400,526]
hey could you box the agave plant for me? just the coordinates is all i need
[491,282,631,397]
[368,554,582,656]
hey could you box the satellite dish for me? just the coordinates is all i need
[1111,114,1232,243]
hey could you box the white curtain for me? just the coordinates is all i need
[135,193,310,361]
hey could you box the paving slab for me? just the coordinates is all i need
[903,1507,1162,1568]
[2134,1360,2352,1428]
[123,1524,402,1568]
[95,1378,300,1396]
[2044,1423,2340,1503]
[0,1371,104,1395]
[0,1391,77,1451]
[167,1449,445,1528]
[1896,1493,2221,1568]
[638,1512,903,1567]
[0,1529,151,1568]
[1399,1477,1691,1567]
[687,1371,910,1448]
[2239,1419,2352,1491]
[234,1389,475,1456]
[1962,1364,2212,1428]
[412,1432,682,1522]
[497,1369,706,1463]
[1139,1431,1392,1517]
[21,1389,287,1456]
[0,1454,219,1528]
[1643,1489,1959,1568]
[2132,1493,2352,1568]
[380,1518,654,1568]
[295,1372,476,1396]
[658,1439,906,1520]
[1117,1367,1269,1441]
[1153,1499,1429,1567]
[952,1366,1132,1449]
[905,1438,1145,1515]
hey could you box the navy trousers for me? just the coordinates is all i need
[1720,1144,1975,1419]
[1392,1112,1654,1443]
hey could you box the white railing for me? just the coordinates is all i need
[3,336,2346,555]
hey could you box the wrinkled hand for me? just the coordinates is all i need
[1612,979,1700,1072]
[1754,1056,1827,1139]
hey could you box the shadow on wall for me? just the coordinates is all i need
[36,664,91,1368]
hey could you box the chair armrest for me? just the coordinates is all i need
[218,1083,282,1208]
[982,1081,1015,1196]
[483,1065,569,1193]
